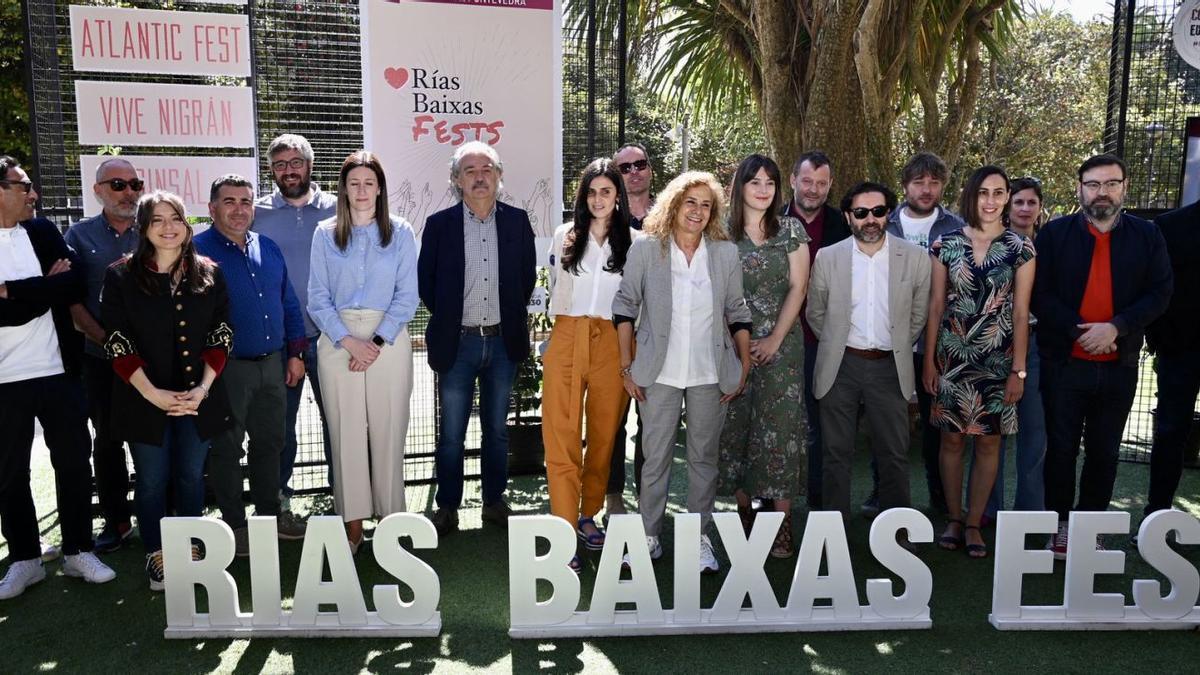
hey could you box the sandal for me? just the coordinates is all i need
[770,512,795,559]
[737,502,756,536]
[964,525,988,559]
[938,518,965,551]
[577,517,606,551]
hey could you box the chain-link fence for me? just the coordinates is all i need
[23,0,625,494]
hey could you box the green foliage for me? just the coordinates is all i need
[0,0,31,168]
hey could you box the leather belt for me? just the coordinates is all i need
[845,346,891,360]
[462,324,501,337]
[235,353,275,362]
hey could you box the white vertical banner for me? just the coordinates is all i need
[359,0,563,239]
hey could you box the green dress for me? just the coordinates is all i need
[718,217,811,499]
[930,228,1036,435]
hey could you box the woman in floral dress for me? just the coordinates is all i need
[923,165,1035,558]
[718,154,811,558]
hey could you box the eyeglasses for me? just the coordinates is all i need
[98,178,144,192]
[849,206,889,219]
[0,179,33,193]
[271,158,308,171]
[1081,179,1124,192]
[617,159,650,174]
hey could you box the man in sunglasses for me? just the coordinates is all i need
[0,156,116,599]
[253,134,336,506]
[807,181,930,523]
[64,157,143,553]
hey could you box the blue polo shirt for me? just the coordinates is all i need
[253,185,337,338]
[194,227,307,359]
[64,213,139,358]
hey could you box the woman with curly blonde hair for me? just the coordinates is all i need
[611,171,752,574]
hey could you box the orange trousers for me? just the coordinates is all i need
[542,315,629,525]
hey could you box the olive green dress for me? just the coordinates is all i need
[718,217,811,499]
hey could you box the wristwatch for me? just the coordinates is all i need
[1011,369,1027,380]
[372,335,386,347]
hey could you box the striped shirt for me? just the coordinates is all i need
[462,202,501,326]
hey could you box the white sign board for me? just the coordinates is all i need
[75,80,255,148]
[79,155,258,217]
[69,6,250,77]
[1175,0,1200,70]
[360,0,562,239]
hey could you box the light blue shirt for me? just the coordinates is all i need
[307,215,419,346]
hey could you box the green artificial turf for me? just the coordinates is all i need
[3,432,1199,674]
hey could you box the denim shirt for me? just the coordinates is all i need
[64,213,139,358]
[253,185,337,338]
[307,215,419,346]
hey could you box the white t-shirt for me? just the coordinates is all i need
[0,226,64,384]
[656,237,717,388]
[899,208,938,249]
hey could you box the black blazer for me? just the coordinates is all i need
[0,217,85,377]
[101,259,234,445]
[418,201,536,373]
[1146,201,1200,354]
[1032,211,1173,367]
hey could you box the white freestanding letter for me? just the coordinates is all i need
[372,513,441,625]
[711,511,783,622]
[509,515,580,627]
[671,513,700,623]
[1133,510,1200,619]
[247,516,282,626]
[990,511,1058,619]
[588,514,664,625]
[290,516,368,626]
[866,508,933,619]
[161,517,242,628]
[786,512,860,620]
[1064,511,1128,619]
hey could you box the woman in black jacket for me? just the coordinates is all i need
[101,190,233,592]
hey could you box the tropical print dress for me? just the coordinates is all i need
[718,217,811,499]
[930,228,1035,435]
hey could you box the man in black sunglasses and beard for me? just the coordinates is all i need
[64,158,144,553]
[807,182,930,522]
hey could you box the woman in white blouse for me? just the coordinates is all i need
[544,158,635,573]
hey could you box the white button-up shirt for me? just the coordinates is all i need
[847,237,892,351]
[564,234,623,319]
[656,236,717,387]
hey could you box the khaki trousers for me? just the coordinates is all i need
[542,316,629,524]
[317,309,412,522]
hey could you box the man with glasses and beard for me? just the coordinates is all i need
[1034,153,1172,559]
[254,134,336,505]
[807,182,930,524]
[64,158,142,552]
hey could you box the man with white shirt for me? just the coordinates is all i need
[0,156,115,599]
[807,181,931,519]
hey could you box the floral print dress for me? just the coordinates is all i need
[718,217,811,499]
[930,228,1035,435]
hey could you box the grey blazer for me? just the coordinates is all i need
[612,235,751,394]
[806,234,931,399]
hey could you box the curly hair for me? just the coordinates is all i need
[642,171,728,248]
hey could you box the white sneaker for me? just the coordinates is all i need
[40,540,60,563]
[699,534,720,575]
[621,536,663,569]
[0,559,47,600]
[62,552,116,584]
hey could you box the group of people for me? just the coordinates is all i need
[0,131,1189,597]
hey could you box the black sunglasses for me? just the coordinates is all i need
[617,159,650,174]
[0,179,33,193]
[850,206,889,219]
[98,178,145,192]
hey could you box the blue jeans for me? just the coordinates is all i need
[1146,350,1200,514]
[131,416,209,553]
[434,333,519,510]
[280,340,331,497]
[984,336,1047,515]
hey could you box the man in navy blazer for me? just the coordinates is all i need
[418,142,536,535]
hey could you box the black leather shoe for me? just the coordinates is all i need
[430,509,459,536]
[95,521,133,554]
[481,500,513,527]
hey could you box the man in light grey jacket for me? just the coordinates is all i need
[808,181,931,519]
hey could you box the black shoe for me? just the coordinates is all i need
[431,509,459,536]
[860,490,880,518]
[95,521,133,554]
[481,500,513,527]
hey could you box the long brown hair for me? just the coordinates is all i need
[561,158,632,275]
[728,154,784,242]
[334,150,392,251]
[129,190,215,296]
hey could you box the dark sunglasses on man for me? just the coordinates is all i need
[850,205,889,219]
[0,179,33,193]
[617,159,650,174]
[98,178,145,192]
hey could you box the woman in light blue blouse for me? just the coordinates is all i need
[308,150,418,553]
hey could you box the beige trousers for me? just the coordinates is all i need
[317,309,412,522]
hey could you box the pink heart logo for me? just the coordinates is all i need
[384,67,409,90]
